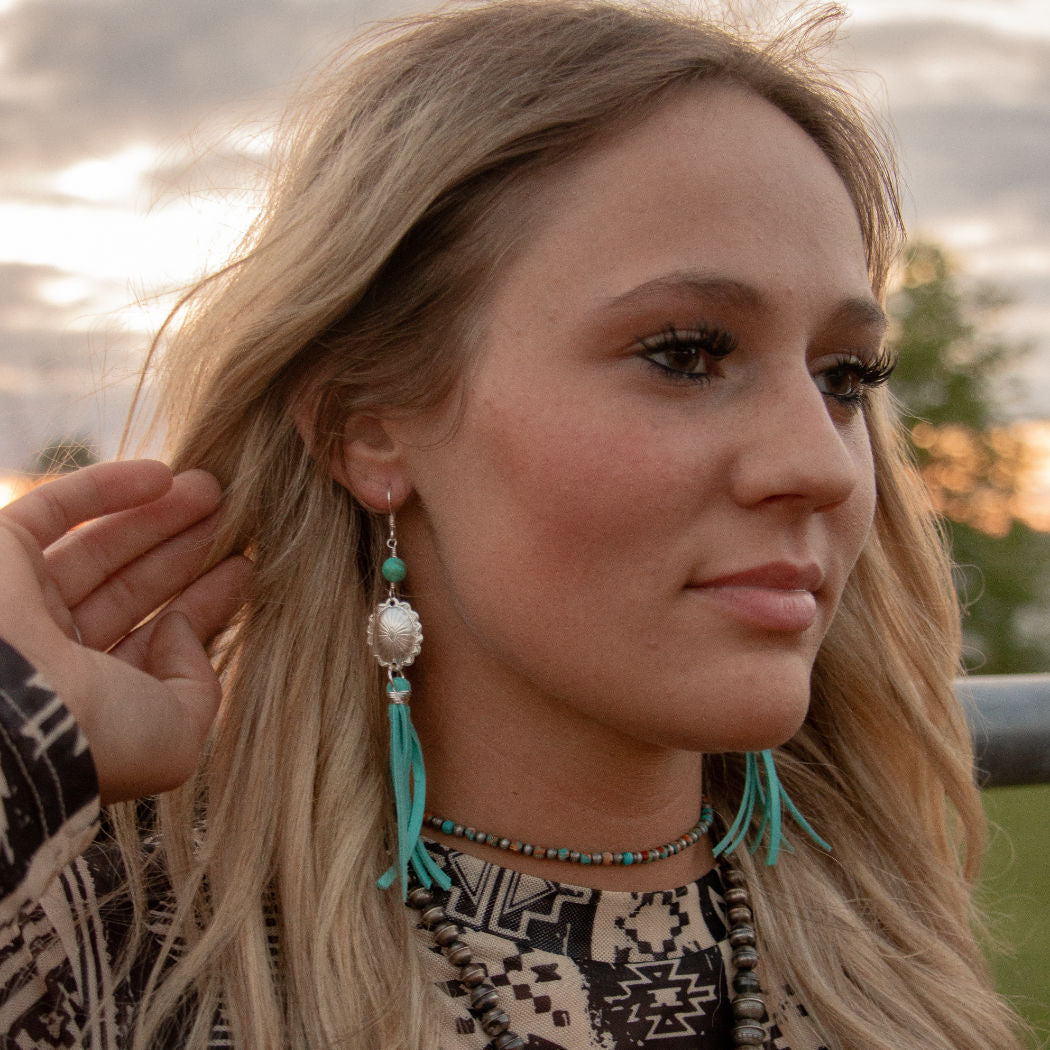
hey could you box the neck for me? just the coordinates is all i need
[412,654,713,891]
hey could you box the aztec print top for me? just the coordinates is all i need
[0,638,828,1049]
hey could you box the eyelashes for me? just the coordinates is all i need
[814,347,896,407]
[635,322,738,382]
[635,321,896,409]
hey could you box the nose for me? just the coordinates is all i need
[729,371,869,512]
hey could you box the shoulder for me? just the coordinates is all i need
[0,828,183,1048]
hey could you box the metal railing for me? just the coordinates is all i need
[958,675,1050,788]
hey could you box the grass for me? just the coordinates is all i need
[981,784,1050,1048]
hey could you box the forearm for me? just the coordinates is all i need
[0,637,99,928]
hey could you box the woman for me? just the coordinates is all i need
[0,1,1028,1048]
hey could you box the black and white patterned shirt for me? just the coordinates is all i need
[0,638,826,1048]
[421,842,826,1048]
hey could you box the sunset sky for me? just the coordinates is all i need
[1,0,1049,475]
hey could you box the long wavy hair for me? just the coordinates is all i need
[114,2,1025,1047]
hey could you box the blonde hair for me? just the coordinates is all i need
[116,2,1024,1047]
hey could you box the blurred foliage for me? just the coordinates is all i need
[890,242,1016,431]
[28,436,99,477]
[981,785,1050,1046]
[887,241,1050,673]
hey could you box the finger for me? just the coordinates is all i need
[0,516,51,592]
[0,521,81,662]
[50,469,223,609]
[91,611,224,803]
[2,461,174,551]
[72,512,223,651]
[148,610,224,744]
[112,555,254,669]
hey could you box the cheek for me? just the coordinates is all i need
[415,399,691,658]
[841,430,878,564]
[474,400,690,564]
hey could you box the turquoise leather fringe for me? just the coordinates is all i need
[713,750,831,866]
[377,701,451,898]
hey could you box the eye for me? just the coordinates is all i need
[636,323,738,382]
[813,348,896,408]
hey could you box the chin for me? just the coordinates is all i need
[658,681,812,754]
[626,706,807,756]
[717,716,808,754]
[688,658,814,750]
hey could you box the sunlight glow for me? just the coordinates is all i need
[848,0,1050,38]
[938,218,1000,252]
[910,421,1050,536]
[0,476,24,509]
[51,145,157,205]
[1015,422,1050,532]
[37,275,94,309]
[0,191,257,328]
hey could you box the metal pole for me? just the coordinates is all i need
[957,675,1050,788]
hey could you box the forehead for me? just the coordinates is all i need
[485,83,872,324]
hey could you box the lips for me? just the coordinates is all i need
[696,562,824,592]
[687,561,824,633]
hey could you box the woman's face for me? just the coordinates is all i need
[387,83,883,755]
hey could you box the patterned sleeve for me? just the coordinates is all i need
[0,638,110,1045]
[0,637,99,929]
[0,640,208,1048]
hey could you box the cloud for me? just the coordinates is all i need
[0,261,64,310]
[0,0,411,171]
[1,0,1049,466]
[0,261,135,331]
[895,105,1050,222]
[844,20,1050,223]
[0,262,144,468]
[839,18,1050,416]
[0,328,140,472]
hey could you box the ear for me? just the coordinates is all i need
[296,407,412,512]
[330,414,414,512]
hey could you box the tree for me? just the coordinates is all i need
[887,241,1050,673]
[28,436,99,477]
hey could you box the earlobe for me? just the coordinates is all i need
[329,414,413,512]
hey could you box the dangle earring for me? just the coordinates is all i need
[367,496,451,900]
[713,750,831,866]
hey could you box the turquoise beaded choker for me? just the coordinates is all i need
[423,800,713,867]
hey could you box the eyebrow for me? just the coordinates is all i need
[605,272,763,312]
[604,270,888,334]
[827,295,888,335]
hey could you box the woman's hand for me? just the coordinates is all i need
[0,460,252,804]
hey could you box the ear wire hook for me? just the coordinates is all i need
[385,490,398,564]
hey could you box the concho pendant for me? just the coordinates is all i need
[367,597,423,668]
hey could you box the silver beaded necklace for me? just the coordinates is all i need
[405,852,769,1049]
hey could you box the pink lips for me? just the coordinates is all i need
[688,562,823,633]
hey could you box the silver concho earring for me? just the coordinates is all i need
[367,495,450,899]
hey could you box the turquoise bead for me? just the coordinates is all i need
[441,819,455,834]
[382,556,407,583]
[580,853,591,865]
[557,848,570,861]
[622,852,634,865]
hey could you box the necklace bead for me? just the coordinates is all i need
[423,801,714,867]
